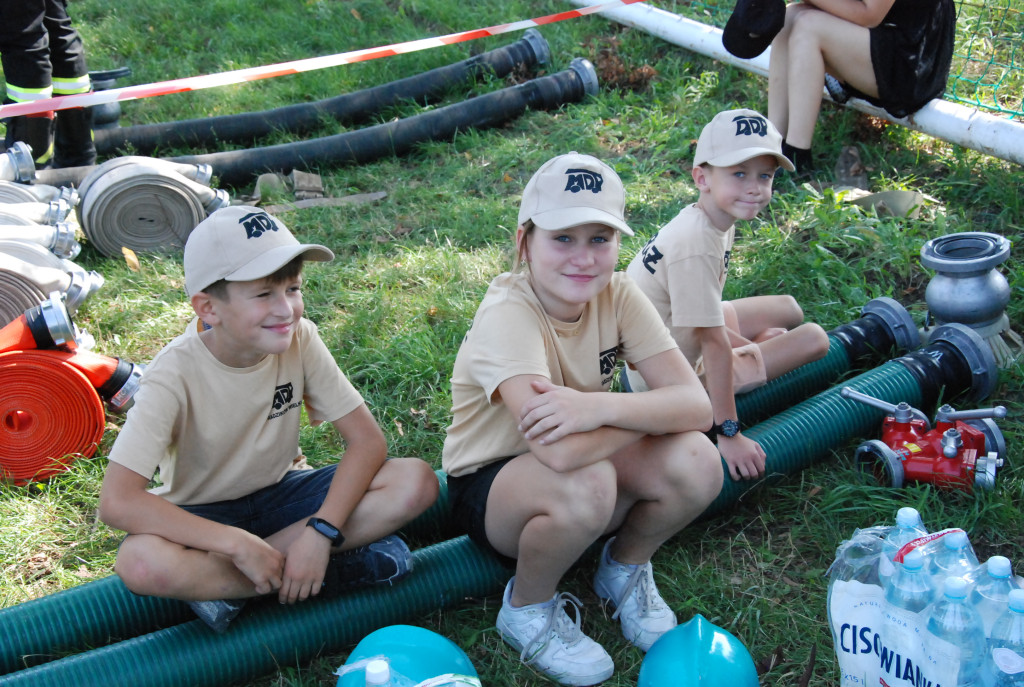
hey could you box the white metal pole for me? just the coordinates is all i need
[570,1,1024,166]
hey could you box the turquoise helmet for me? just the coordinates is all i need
[638,614,759,687]
[337,625,479,687]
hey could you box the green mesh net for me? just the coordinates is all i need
[656,0,1023,119]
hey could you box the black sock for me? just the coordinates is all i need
[782,141,814,174]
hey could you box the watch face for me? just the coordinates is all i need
[720,419,740,437]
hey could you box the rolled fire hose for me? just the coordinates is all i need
[73,160,229,258]
[0,223,80,260]
[0,270,47,327]
[0,199,73,225]
[93,30,551,156]
[736,297,920,427]
[164,58,599,188]
[0,350,106,484]
[0,143,34,183]
[0,180,79,206]
[35,156,217,207]
[0,241,103,314]
[0,325,995,680]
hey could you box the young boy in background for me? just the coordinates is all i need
[99,206,438,632]
[625,108,829,483]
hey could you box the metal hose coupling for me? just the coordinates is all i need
[0,142,35,183]
[0,292,76,353]
[0,199,74,225]
[76,156,229,257]
[0,240,103,314]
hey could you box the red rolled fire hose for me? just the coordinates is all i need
[0,350,105,484]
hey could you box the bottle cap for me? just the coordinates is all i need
[902,548,924,571]
[896,507,922,528]
[1009,589,1024,613]
[987,556,1012,579]
[365,659,390,685]
[944,531,969,550]
[943,576,968,599]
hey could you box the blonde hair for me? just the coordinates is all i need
[512,219,535,273]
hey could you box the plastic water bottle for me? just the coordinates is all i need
[931,530,980,586]
[879,508,929,587]
[925,576,986,686]
[987,588,1024,686]
[972,556,1019,636]
[885,548,936,613]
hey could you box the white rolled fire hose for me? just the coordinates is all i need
[76,157,230,258]
[0,181,78,207]
[0,199,73,226]
[0,240,104,314]
[0,222,80,260]
[0,269,46,327]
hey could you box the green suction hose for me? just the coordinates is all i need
[736,297,920,427]
[0,537,507,687]
[0,470,455,676]
[708,323,997,517]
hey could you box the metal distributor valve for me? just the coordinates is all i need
[840,386,1008,492]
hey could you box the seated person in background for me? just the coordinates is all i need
[99,206,438,632]
[766,0,956,172]
[443,153,721,685]
[626,109,830,482]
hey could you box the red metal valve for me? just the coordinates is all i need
[841,387,1007,492]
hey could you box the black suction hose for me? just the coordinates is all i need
[166,58,598,187]
[35,58,597,190]
[93,30,551,156]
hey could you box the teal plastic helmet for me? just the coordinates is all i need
[638,614,759,687]
[337,624,479,687]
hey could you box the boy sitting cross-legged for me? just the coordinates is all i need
[99,206,438,632]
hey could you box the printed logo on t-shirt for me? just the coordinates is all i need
[564,168,604,194]
[599,346,618,379]
[239,211,281,239]
[732,114,769,137]
[723,249,731,274]
[638,236,664,275]
[268,382,302,420]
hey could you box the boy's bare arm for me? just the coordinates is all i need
[98,462,284,594]
[275,403,388,604]
[695,325,766,481]
[799,0,896,27]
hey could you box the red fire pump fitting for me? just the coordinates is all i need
[0,350,106,484]
[841,386,1007,492]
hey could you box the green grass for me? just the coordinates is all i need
[1,1,1022,685]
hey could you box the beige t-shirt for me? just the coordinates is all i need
[625,203,734,365]
[107,317,363,505]
[442,271,678,477]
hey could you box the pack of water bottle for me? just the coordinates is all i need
[827,506,1024,686]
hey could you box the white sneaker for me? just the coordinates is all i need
[593,538,677,651]
[496,577,614,686]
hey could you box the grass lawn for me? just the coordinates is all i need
[1,1,1021,685]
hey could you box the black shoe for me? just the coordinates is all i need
[321,535,413,597]
[188,598,247,633]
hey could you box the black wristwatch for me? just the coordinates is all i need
[712,419,740,438]
[306,517,344,545]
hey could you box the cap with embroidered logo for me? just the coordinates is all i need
[184,205,334,296]
[517,152,633,236]
[693,109,794,171]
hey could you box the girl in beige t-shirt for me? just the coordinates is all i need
[442,153,721,686]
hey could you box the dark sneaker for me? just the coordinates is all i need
[188,598,247,633]
[321,535,412,596]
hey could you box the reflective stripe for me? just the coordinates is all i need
[52,75,92,96]
[4,83,53,102]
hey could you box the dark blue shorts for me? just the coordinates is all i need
[446,457,517,569]
[180,465,337,538]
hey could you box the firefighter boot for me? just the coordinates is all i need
[54,107,96,168]
[3,113,55,167]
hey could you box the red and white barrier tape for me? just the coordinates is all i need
[0,1,646,120]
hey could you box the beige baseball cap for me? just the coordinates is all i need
[517,152,633,236]
[694,109,794,171]
[184,205,334,296]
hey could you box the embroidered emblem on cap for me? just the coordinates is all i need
[564,168,604,194]
[732,114,770,137]
[240,211,281,239]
